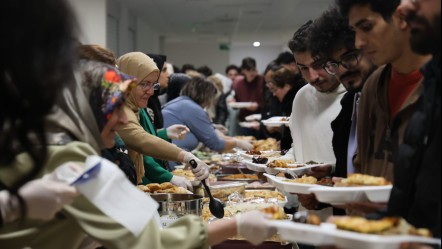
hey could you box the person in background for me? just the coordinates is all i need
[147,54,169,130]
[275,51,300,75]
[390,0,441,246]
[78,44,138,185]
[232,57,265,137]
[336,0,432,188]
[208,75,229,126]
[267,68,306,150]
[163,77,254,156]
[225,64,241,82]
[167,73,191,103]
[181,63,196,74]
[197,65,213,78]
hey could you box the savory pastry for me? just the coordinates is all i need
[267,160,296,168]
[317,177,335,187]
[246,150,262,155]
[244,190,285,201]
[137,185,150,192]
[284,175,318,184]
[339,174,391,186]
[332,217,398,234]
[159,182,174,190]
[146,183,161,192]
[293,211,321,226]
[260,206,287,220]
[172,169,196,181]
[253,138,279,151]
[222,174,259,180]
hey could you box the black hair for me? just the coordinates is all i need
[197,65,213,77]
[336,0,401,21]
[275,52,296,65]
[167,73,191,102]
[0,0,77,218]
[181,64,195,73]
[271,67,306,89]
[288,20,314,53]
[264,61,282,77]
[310,7,356,59]
[225,64,240,75]
[240,57,257,71]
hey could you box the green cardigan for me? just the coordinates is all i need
[139,108,173,184]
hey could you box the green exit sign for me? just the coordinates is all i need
[219,43,230,51]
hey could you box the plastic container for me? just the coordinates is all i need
[209,182,247,201]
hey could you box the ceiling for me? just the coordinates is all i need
[120,0,334,46]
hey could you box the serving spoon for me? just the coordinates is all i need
[190,160,225,219]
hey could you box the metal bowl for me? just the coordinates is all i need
[150,194,204,217]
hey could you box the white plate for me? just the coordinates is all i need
[228,102,254,109]
[245,114,262,121]
[243,160,267,173]
[269,221,442,249]
[333,229,441,249]
[265,163,329,176]
[239,122,258,128]
[269,221,335,246]
[262,116,290,127]
[265,174,329,194]
[309,185,393,205]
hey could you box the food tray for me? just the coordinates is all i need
[264,174,329,195]
[309,185,393,205]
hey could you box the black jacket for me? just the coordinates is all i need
[388,58,441,238]
[331,91,357,178]
[147,89,164,129]
[280,88,299,151]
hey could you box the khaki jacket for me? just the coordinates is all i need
[0,142,208,249]
[354,65,422,182]
[118,105,182,183]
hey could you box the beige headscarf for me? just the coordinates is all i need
[117,52,159,181]
[117,52,159,112]
[45,69,103,152]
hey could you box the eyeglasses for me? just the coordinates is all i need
[138,82,160,91]
[323,52,361,76]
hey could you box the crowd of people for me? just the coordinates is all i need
[0,0,440,248]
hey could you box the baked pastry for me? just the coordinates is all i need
[293,211,321,226]
[159,182,174,190]
[260,206,287,220]
[172,169,196,181]
[284,175,318,184]
[339,174,391,186]
[267,160,296,168]
[137,185,150,192]
[332,217,398,234]
[146,183,161,192]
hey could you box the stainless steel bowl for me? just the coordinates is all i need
[150,194,204,217]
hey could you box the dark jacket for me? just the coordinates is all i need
[280,88,300,151]
[388,58,441,238]
[213,92,229,125]
[331,91,357,178]
[147,89,164,129]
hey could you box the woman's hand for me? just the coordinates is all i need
[166,125,190,140]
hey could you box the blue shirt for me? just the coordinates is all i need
[162,96,225,152]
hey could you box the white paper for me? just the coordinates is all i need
[76,156,159,236]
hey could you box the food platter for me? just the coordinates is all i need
[262,116,290,127]
[309,185,393,205]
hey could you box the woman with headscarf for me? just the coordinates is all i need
[162,77,254,155]
[117,52,207,186]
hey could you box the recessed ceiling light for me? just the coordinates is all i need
[253,41,261,47]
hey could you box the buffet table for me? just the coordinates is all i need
[213,240,294,249]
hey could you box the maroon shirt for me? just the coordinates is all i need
[233,75,264,121]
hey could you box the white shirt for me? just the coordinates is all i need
[289,84,347,164]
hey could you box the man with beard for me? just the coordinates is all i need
[310,7,377,180]
[336,0,432,194]
[389,0,441,247]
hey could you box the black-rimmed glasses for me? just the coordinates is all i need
[323,52,361,76]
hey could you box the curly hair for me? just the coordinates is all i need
[0,0,77,191]
[336,0,401,21]
[288,20,314,53]
[310,7,356,59]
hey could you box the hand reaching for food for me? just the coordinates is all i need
[166,125,190,140]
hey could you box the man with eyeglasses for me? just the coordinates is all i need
[287,21,346,233]
[336,0,432,211]
[309,7,377,183]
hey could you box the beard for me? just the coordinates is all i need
[408,12,441,55]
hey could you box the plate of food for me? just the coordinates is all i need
[265,174,330,194]
[227,190,288,207]
[269,220,335,246]
[262,116,290,127]
[239,121,259,129]
[329,217,441,249]
[309,174,393,205]
[243,160,268,173]
[228,102,255,109]
[245,114,262,121]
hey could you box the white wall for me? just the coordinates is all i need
[69,0,107,46]
[164,41,230,74]
[137,19,160,55]
[229,45,285,74]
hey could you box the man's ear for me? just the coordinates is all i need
[395,9,409,30]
